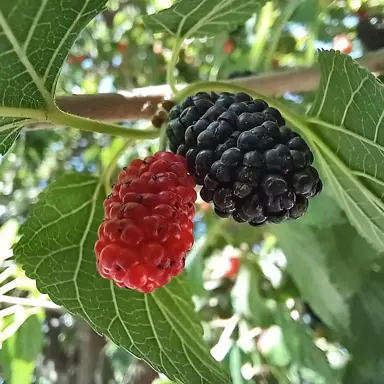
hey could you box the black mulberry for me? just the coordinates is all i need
[166,92,322,225]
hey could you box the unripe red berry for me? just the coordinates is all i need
[95,152,196,293]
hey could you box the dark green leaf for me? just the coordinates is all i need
[343,356,384,384]
[0,121,21,155]
[342,264,384,356]
[0,312,44,383]
[273,192,384,379]
[0,0,108,155]
[14,173,231,384]
[276,308,335,383]
[308,50,384,251]
[290,0,319,23]
[143,0,262,38]
[338,269,384,383]
[272,206,350,334]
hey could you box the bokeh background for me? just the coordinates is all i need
[0,0,383,383]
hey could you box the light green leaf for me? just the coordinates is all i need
[229,345,251,384]
[308,50,384,251]
[299,189,344,228]
[143,0,262,38]
[0,312,44,384]
[185,235,206,297]
[14,173,231,384]
[0,0,108,155]
[276,309,335,383]
[231,263,274,328]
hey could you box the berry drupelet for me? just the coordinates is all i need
[166,92,322,226]
[95,152,197,293]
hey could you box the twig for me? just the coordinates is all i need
[23,49,383,129]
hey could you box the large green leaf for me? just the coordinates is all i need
[337,266,384,383]
[273,193,384,377]
[14,173,231,384]
[0,312,44,384]
[307,50,384,251]
[231,263,274,328]
[343,355,384,384]
[143,0,262,38]
[275,309,335,383]
[272,196,350,335]
[0,0,108,155]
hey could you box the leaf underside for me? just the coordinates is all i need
[143,0,261,38]
[309,50,384,252]
[14,173,231,384]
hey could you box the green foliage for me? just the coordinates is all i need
[273,191,384,382]
[13,173,231,384]
[1,0,383,382]
[276,308,334,383]
[308,51,384,252]
[231,263,274,328]
[143,0,262,38]
[0,0,108,155]
[0,312,44,383]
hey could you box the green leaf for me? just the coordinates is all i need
[299,189,344,228]
[290,0,319,23]
[272,214,350,333]
[229,345,250,384]
[0,121,21,155]
[0,0,108,155]
[185,235,206,297]
[273,193,384,376]
[231,263,274,328]
[343,356,384,384]
[344,266,384,354]
[14,173,231,384]
[143,0,261,38]
[0,312,44,384]
[308,50,384,251]
[276,309,335,383]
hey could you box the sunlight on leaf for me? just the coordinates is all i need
[143,0,262,38]
[0,0,108,155]
[309,50,384,252]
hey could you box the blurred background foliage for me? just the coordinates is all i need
[0,0,383,383]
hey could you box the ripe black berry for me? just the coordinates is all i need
[221,148,243,168]
[237,113,263,131]
[166,91,322,225]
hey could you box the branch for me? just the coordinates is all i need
[76,320,107,384]
[30,49,383,128]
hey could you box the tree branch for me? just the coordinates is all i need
[76,320,107,384]
[32,49,383,128]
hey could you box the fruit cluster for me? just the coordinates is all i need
[95,92,322,293]
[95,152,196,293]
[166,92,322,225]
